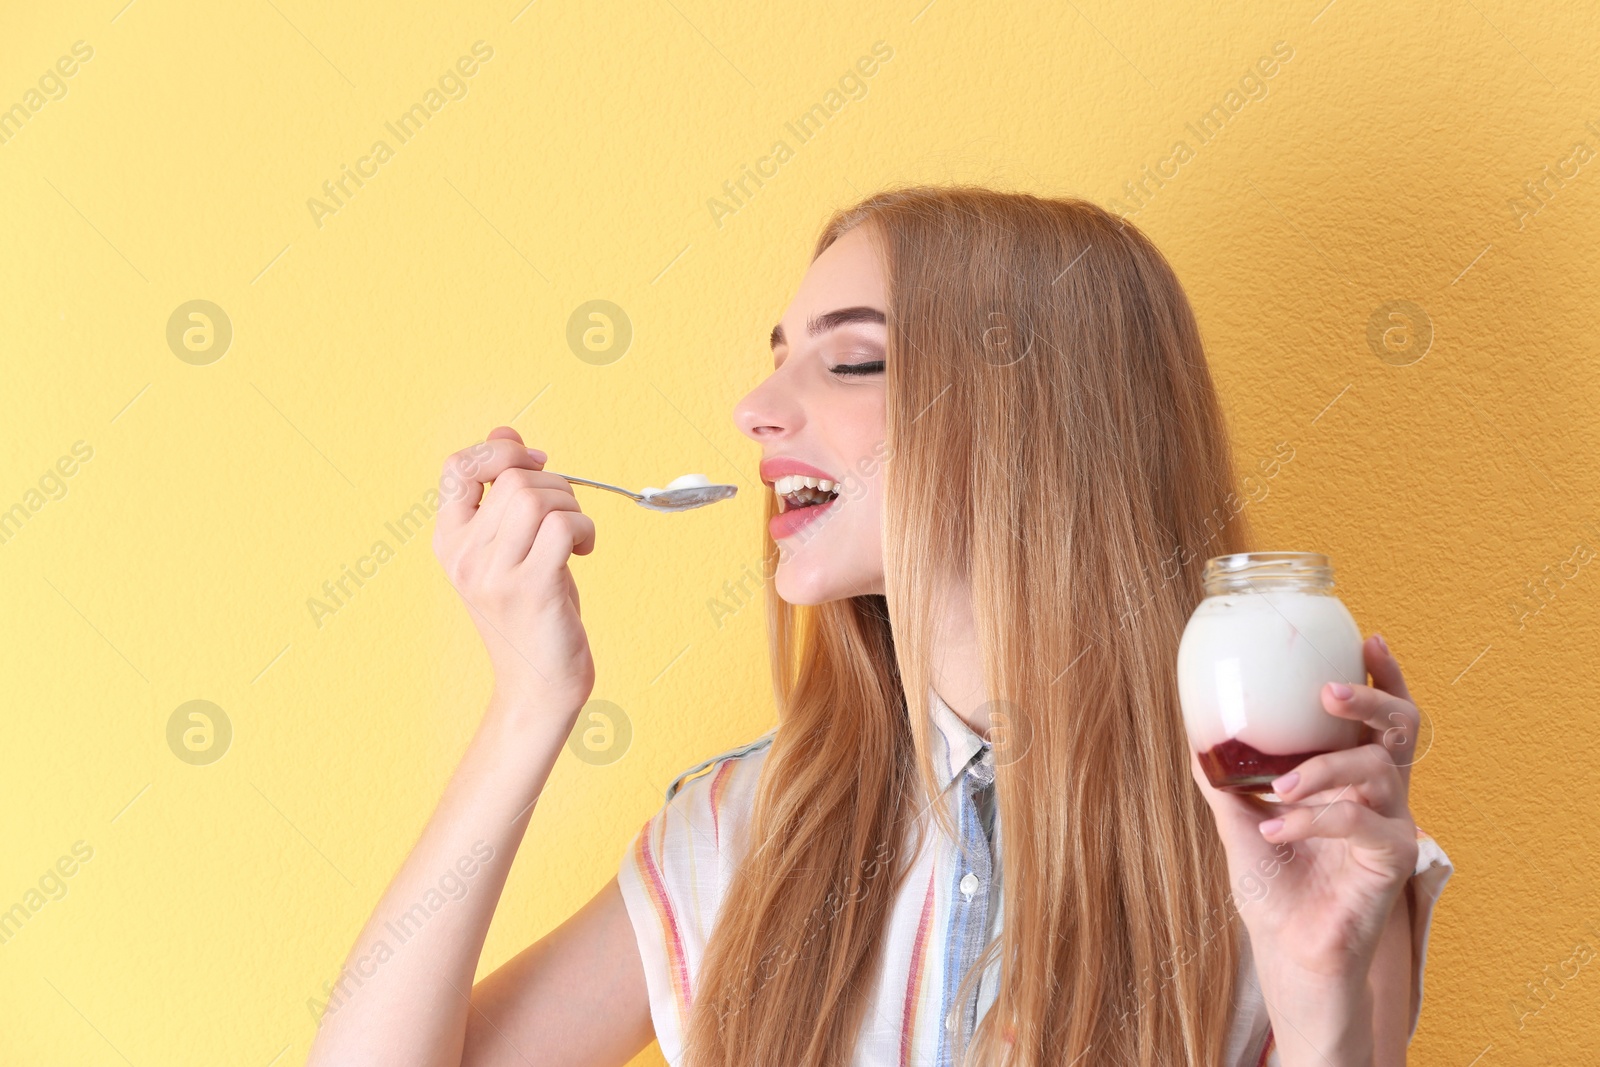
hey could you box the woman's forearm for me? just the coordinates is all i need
[1264,975,1377,1067]
[305,689,577,1067]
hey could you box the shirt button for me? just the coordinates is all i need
[960,872,979,897]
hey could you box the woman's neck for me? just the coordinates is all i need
[928,579,992,740]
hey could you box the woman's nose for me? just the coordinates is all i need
[733,372,803,441]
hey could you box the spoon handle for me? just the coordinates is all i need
[544,472,643,502]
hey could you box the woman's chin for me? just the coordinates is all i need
[773,565,828,606]
[774,558,883,605]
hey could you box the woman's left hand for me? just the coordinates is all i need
[1190,633,1422,987]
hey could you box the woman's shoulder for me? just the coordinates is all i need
[625,726,778,876]
[663,726,778,805]
[649,727,775,856]
[616,727,778,1060]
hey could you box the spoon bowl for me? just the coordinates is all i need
[549,472,738,513]
[638,484,738,512]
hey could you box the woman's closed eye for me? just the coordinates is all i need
[830,359,885,376]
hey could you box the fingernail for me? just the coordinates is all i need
[527,448,547,462]
[1374,633,1388,653]
[1258,818,1284,837]
[1329,682,1353,700]
[1271,771,1299,794]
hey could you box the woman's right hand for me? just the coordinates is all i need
[433,425,597,717]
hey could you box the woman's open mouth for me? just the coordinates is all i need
[769,475,840,540]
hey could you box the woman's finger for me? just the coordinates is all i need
[486,486,576,566]
[1318,678,1420,773]
[486,425,524,445]
[436,436,548,533]
[1363,633,1413,704]
[489,485,589,569]
[472,468,577,544]
[1257,800,1417,869]
[521,509,597,571]
[1318,679,1416,734]
[1269,743,1405,818]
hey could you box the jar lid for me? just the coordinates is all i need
[1201,551,1334,594]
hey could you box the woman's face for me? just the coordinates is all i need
[733,223,890,605]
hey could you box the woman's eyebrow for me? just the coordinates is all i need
[769,306,886,349]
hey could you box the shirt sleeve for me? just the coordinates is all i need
[616,740,771,1065]
[1256,825,1455,1066]
[1405,825,1454,1042]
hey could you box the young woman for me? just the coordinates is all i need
[306,186,1452,1067]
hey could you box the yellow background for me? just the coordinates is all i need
[2,1,1596,1064]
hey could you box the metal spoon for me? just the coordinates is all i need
[547,472,738,513]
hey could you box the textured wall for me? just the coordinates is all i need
[1,1,1595,1064]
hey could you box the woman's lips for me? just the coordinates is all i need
[769,496,837,541]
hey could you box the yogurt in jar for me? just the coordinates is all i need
[1176,553,1365,795]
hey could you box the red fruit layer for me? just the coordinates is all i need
[1198,737,1333,795]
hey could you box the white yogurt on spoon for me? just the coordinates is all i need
[640,472,711,498]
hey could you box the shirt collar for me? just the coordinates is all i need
[927,686,993,792]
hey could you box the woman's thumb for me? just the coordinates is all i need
[486,424,524,444]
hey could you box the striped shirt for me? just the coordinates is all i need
[618,687,1454,1065]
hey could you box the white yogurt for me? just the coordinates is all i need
[641,472,712,497]
[1176,590,1365,755]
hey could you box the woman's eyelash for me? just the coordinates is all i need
[830,360,885,376]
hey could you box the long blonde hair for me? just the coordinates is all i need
[685,185,1256,1066]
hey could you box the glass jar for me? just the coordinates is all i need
[1176,552,1365,797]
